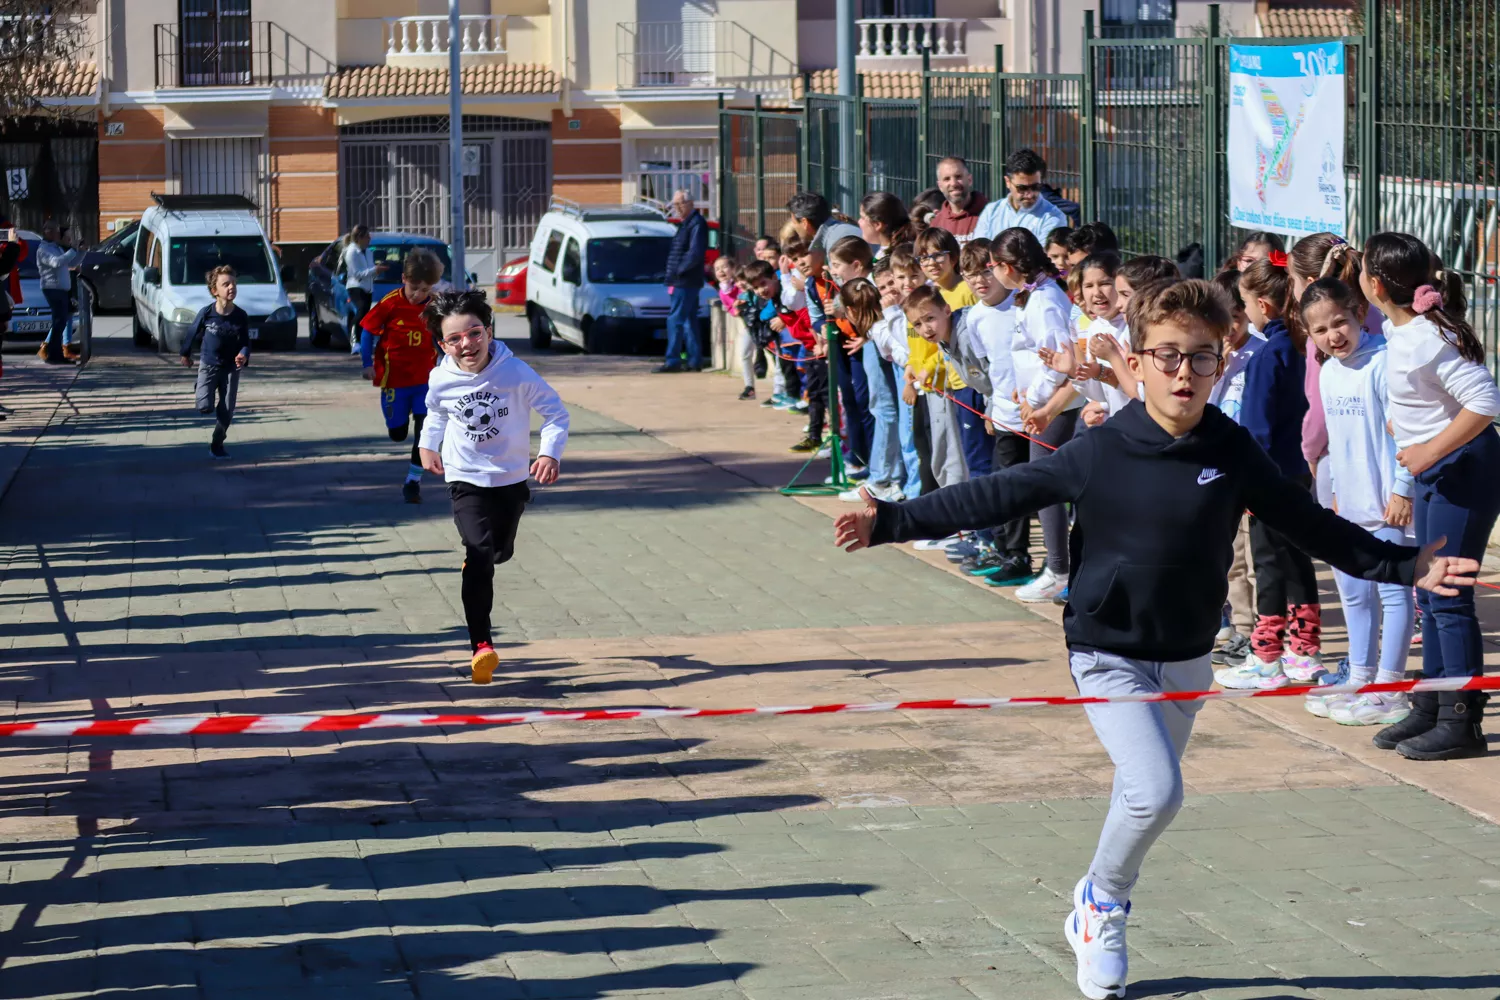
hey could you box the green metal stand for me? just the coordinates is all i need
[779,330,855,496]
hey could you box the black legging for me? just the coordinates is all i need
[451,480,530,649]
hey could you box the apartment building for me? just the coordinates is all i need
[4,0,1325,284]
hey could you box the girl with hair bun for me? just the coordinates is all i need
[1358,231,1500,761]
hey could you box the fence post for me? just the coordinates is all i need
[800,71,812,192]
[855,73,867,206]
[1202,4,1221,267]
[820,107,834,200]
[1359,0,1379,240]
[717,96,728,231]
[753,95,766,238]
[918,48,930,184]
[992,43,1006,193]
[1081,10,1096,225]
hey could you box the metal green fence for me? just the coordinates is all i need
[1085,16,1210,261]
[718,0,1500,366]
[718,99,803,260]
[1370,0,1500,371]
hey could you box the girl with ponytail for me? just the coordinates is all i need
[1215,251,1325,692]
[1357,232,1500,760]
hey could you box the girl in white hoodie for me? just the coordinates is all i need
[418,290,571,685]
[1297,278,1416,727]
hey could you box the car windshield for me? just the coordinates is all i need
[587,237,672,284]
[168,236,275,285]
[369,242,453,283]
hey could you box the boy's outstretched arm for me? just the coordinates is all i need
[1239,437,1478,594]
[837,436,1090,551]
[417,382,448,476]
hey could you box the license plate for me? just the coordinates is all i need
[11,319,48,333]
[249,327,260,340]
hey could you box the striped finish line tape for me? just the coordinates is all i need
[1,676,1496,738]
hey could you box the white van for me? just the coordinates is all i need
[525,197,711,353]
[130,194,297,353]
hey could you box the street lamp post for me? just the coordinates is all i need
[448,0,467,283]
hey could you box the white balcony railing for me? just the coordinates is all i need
[856,17,967,58]
[384,15,505,60]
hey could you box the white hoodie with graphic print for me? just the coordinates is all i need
[420,341,570,488]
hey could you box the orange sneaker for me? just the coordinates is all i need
[63,344,81,361]
[470,643,499,684]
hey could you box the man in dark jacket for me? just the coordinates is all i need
[658,189,707,372]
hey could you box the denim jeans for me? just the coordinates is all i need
[1413,426,1500,678]
[664,286,702,369]
[861,345,901,487]
[43,288,71,354]
[896,391,922,498]
[832,336,872,468]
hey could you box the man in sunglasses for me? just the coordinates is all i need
[974,148,1070,245]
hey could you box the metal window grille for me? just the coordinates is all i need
[636,141,715,208]
[339,117,551,265]
[179,0,254,86]
[170,136,268,227]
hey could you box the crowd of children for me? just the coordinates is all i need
[814,196,1490,999]
[713,192,1498,770]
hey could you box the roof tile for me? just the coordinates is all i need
[794,67,992,101]
[1260,3,1355,37]
[325,63,559,100]
[28,60,98,98]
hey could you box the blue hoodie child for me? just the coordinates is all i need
[1239,317,1308,478]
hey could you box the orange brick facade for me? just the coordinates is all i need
[94,103,340,246]
[551,109,624,203]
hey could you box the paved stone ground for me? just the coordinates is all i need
[0,317,1497,999]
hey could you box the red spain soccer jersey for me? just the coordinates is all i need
[361,289,437,389]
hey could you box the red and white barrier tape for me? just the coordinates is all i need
[1,676,1495,738]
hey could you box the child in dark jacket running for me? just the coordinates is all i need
[833,278,1475,1000]
[180,265,250,459]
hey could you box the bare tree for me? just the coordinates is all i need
[0,0,94,120]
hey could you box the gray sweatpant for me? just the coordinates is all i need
[195,360,240,444]
[1069,648,1213,901]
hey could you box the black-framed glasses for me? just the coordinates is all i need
[1139,347,1222,377]
[917,251,951,264]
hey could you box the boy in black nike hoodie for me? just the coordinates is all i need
[834,278,1478,1000]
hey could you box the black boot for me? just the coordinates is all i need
[1396,691,1488,761]
[1372,690,1437,750]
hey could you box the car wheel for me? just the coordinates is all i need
[528,307,552,350]
[582,318,605,355]
[132,313,152,349]
[307,295,330,349]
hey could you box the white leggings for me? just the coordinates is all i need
[1332,524,1415,678]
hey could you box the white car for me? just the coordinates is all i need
[525,197,712,353]
[3,230,54,345]
[130,193,297,353]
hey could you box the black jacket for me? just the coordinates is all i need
[870,400,1417,662]
[182,303,252,363]
[664,210,708,289]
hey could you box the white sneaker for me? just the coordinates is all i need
[1064,877,1129,1000]
[838,487,867,502]
[1305,691,1353,719]
[865,482,905,502]
[912,535,960,551]
[1215,655,1289,690]
[1015,567,1068,603]
[1330,692,1411,726]
[1216,624,1236,643]
[1282,651,1324,683]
